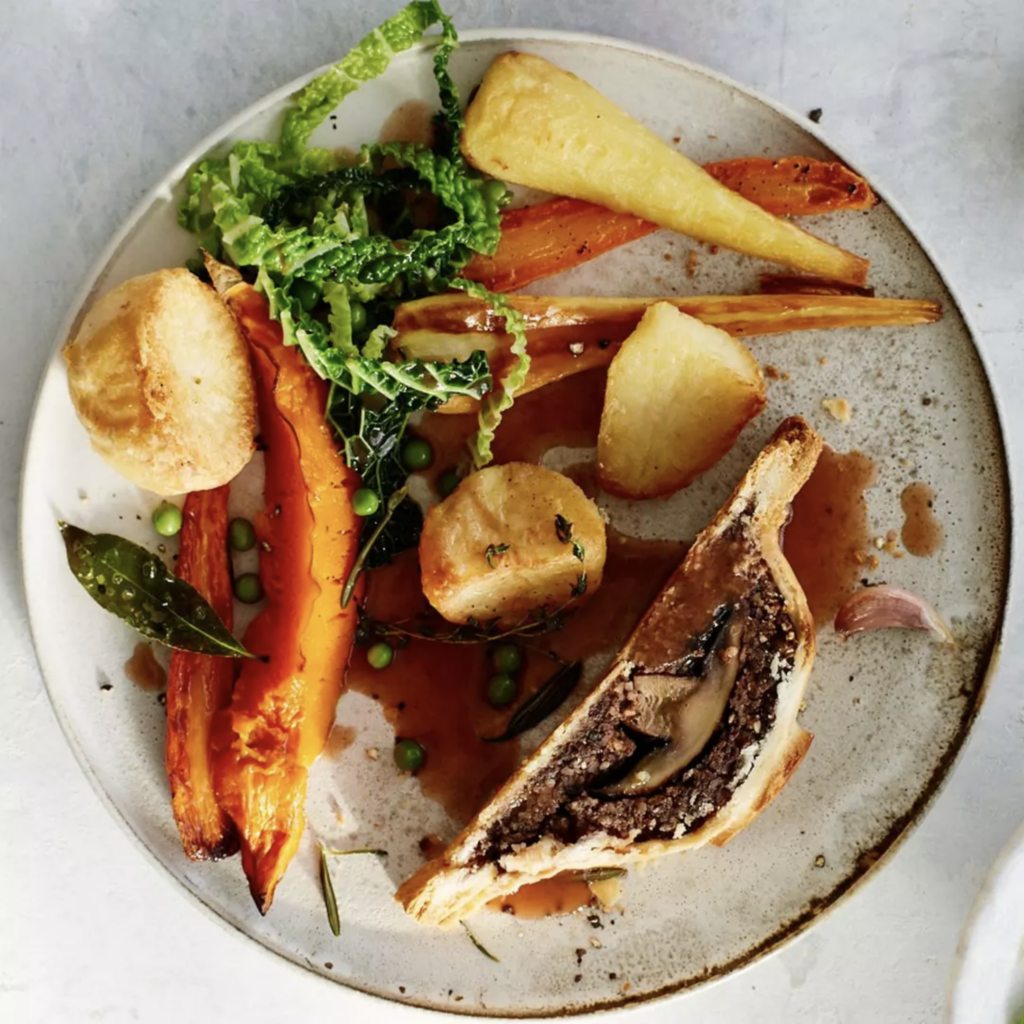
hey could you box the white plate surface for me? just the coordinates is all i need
[20,29,1008,1018]
[950,822,1024,1024]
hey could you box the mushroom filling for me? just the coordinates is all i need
[602,603,745,796]
[477,564,796,859]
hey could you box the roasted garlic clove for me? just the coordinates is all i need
[834,584,954,644]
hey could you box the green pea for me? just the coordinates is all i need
[350,300,368,333]
[291,278,321,312]
[437,469,461,498]
[401,437,434,472]
[152,502,183,538]
[487,673,517,707]
[367,642,394,670]
[352,488,380,517]
[233,572,264,604]
[229,517,256,552]
[481,178,509,205]
[394,738,425,772]
[491,643,522,674]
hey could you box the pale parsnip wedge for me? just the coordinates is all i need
[461,52,869,286]
[597,302,766,499]
[420,463,606,627]
[391,292,941,413]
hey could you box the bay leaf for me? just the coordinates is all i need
[59,521,252,659]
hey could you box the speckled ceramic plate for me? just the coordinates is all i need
[20,29,1008,1018]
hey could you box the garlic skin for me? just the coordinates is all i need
[834,584,954,644]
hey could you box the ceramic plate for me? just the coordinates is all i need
[20,29,1008,1018]
[950,823,1024,1024]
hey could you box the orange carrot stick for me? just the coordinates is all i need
[704,156,877,216]
[462,197,656,292]
[166,485,238,861]
[205,257,363,913]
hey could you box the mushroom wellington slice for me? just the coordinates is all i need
[398,417,824,927]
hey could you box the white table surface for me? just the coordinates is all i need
[3,1,1023,1021]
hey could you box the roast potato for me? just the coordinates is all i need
[597,302,766,499]
[64,268,256,494]
[420,463,606,626]
[461,52,869,286]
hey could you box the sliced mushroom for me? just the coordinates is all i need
[603,606,744,796]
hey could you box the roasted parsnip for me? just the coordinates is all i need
[462,53,870,285]
[391,293,942,413]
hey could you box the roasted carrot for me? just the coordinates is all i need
[205,257,363,914]
[703,156,877,216]
[165,485,238,861]
[462,157,877,293]
[391,292,942,414]
[462,198,657,293]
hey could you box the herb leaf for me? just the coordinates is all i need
[322,847,388,858]
[319,844,341,936]
[460,920,500,962]
[341,486,410,606]
[482,661,582,742]
[485,543,510,569]
[572,540,586,563]
[571,572,588,599]
[59,522,252,658]
[555,514,573,544]
[568,867,627,883]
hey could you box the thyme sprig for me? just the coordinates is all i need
[460,920,500,962]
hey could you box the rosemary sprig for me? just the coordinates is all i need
[342,486,408,608]
[369,606,568,646]
[318,846,387,936]
[482,661,582,742]
[568,867,627,883]
[319,845,341,937]
[322,847,388,858]
[460,920,500,963]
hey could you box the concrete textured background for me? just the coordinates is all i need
[2,1,1023,1020]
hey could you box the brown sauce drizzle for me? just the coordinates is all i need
[784,447,877,627]
[346,530,685,825]
[378,99,436,147]
[900,482,944,556]
[488,875,596,919]
[415,368,608,485]
[124,642,166,692]
[419,834,447,861]
[324,724,357,758]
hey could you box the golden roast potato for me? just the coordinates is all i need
[420,462,606,626]
[597,302,766,499]
[64,268,256,494]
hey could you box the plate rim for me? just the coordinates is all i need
[18,25,1014,1019]
[947,817,1024,1023]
